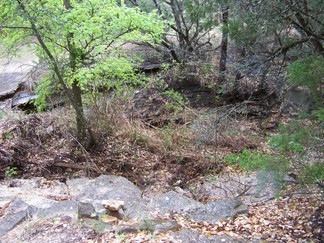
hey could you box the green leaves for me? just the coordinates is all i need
[1,0,164,109]
[287,56,324,106]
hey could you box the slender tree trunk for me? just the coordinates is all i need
[64,0,96,148]
[232,47,246,98]
[218,5,229,84]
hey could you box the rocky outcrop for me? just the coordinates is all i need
[0,175,249,241]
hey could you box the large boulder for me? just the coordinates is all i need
[189,198,248,223]
[149,191,203,216]
[0,73,25,100]
[67,175,149,219]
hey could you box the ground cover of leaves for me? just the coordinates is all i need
[3,190,321,242]
[0,105,323,242]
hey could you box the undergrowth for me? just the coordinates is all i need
[223,118,323,193]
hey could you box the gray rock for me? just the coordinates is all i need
[0,210,28,237]
[117,226,140,234]
[149,191,202,216]
[172,228,245,243]
[67,175,148,219]
[189,199,248,223]
[140,219,181,234]
[0,198,35,237]
[78,202,97,219]
[0,72,25,99]
[37,201,79,220]
[11,91,38,108]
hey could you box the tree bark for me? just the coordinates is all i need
[64,0,96,148]
[218,5,229,84]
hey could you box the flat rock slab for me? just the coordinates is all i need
[67,175,148,219]
[189,198,248,223]
[0,72,26,99]
[172,228,246,243]
[0,198,36,237]
[149,191,203,216]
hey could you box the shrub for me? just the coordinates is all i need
[300,163,324,184]
[269,120,315,154]
[223,149,290,192]
[287,56,324,107]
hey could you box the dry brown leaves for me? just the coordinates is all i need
[180,193,323,242]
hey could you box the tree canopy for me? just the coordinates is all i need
[1,0,164,146]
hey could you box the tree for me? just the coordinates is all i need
[128,0,221,62]
[220,0,323,98]
[218,4,229,84]
[1,0,163,148]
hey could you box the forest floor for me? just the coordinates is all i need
[0,81,323,242]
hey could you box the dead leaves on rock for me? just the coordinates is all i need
[181,194,323,242]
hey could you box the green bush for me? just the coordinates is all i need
[223,149,290,192]
[269,120,315,154]
[223,149,289,173]
[287,56,324,106]
[162,89,188,113]
[300,163,324,184]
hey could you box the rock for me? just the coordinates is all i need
[11,91,38,108]
[171,228,246,243]
[189,198,248,223]
[284,87,313,114]
[117,226,139,234]
[140,219,181,234]
[0,178,69,209]
[78,202,97,219]
[101,214,118,223]
[0,198,35,237]
[149,191,202,216]
[37,201,79,220]
[102,199,124,211]
[67,175,149,219]
[106,209,124,220]
[0,72,25,100]
[189,172,278,205]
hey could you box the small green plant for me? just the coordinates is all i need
[223,149,272,171]
[287,56,324,106]
[116,233,125,240]
[300,163,324,184]
[223,149,290,192]
[5,166,18,178]
[140,219,155,233]
[269,120,315,154]
[313,108,324,123]
[162,89,188,113]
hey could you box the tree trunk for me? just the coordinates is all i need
[218,5,229,84]
[64,0,96,148]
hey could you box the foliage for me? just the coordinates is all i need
[223,149,289,172]
[0,0,164,144]
[269,120,318,154]
[300,163,324,184]
[162,89,187,113]
[223,149,290,192]
[5,166,18,178]
[287,56,324,106]
[313,108,324,123]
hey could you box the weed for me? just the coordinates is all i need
[5,166,18,178]
[157,123,189,151]
[269,120,317,154]
[223,149,290,192]
[162,89,188,113]
[299,163,324,184]
[140,219,155,233]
